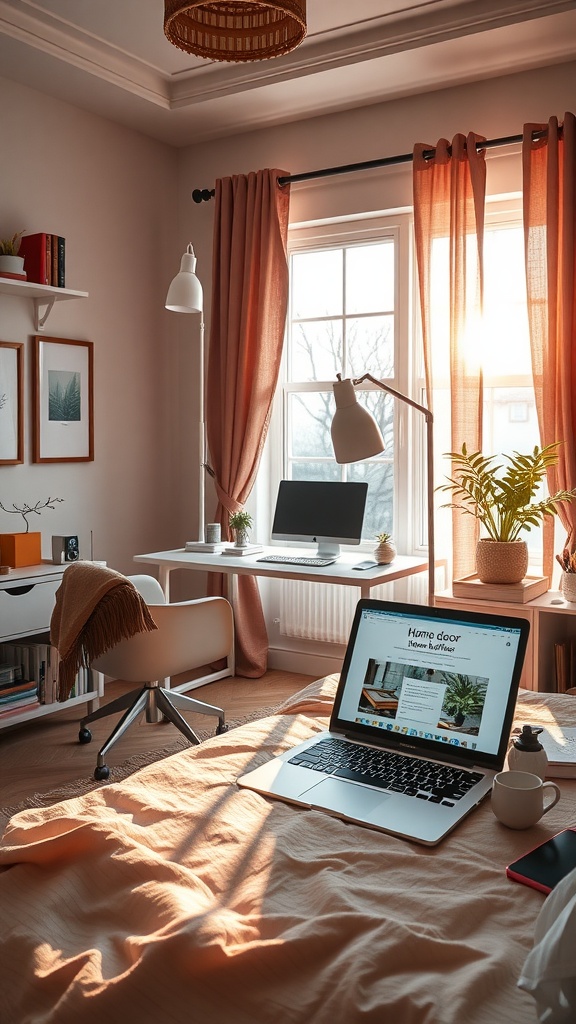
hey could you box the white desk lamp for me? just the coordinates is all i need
[331,373,435,605]
[166,244,212,548]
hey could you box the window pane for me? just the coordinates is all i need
[290,320,342,381]
[291,462,341,482]
[346,242,394,313]
[287,391,334,459]
[291,249,343,318]
[349,463,394,539]
[482,227,531,376]
[347,315,394,378]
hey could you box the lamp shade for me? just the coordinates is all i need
[165,244,203,313]
[164,1,307,63]
[331,377,385,464]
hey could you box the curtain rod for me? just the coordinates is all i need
[191,128,549,203]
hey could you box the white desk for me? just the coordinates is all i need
[134,546,428,601]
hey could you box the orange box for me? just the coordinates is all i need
[0,532,42,568]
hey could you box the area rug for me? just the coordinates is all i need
[0,704,283,832]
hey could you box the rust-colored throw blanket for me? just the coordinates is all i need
[50,562,157,701]
[0,676,575,1023]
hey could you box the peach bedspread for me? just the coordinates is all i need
[1,675,575,1024]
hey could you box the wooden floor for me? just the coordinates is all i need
[0,669,314,806]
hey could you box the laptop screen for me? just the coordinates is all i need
[331,600,530,770]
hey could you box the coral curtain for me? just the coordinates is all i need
[523,112,576,576]
[413,133,486,582]
[206,169,290,677]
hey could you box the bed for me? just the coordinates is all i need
[1,674,575,1024]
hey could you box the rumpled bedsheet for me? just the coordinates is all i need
[1,674,575,1024]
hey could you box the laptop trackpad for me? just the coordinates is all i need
[303,776,392,819]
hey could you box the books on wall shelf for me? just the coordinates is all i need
[18,232,66,287]
[452,574,549,604]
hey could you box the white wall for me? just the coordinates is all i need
[0,76,181,575]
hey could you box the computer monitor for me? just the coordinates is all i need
[271,480,368,559]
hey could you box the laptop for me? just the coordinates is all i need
[238,599,530,845]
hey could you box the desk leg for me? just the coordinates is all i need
[158,565,171,601]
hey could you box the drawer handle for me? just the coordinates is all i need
[4,585,35,597]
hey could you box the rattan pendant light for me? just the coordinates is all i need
[164,1,307,63]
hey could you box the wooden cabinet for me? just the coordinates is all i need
[0,563,102,728]
[436,588,576,692]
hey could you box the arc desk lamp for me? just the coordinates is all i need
[166,244,211,548]
[331,373,435,606]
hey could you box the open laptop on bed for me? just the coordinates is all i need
[238,599,530,846]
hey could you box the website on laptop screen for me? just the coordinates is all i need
[335,605,524,759]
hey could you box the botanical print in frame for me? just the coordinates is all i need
[32,335,94,463]
[0,341,24,465]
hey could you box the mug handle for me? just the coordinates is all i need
[542,782,561,815]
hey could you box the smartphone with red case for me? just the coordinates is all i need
[506,828,576,894]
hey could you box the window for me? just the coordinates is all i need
[281,219,413,548]
[267,201,540,607]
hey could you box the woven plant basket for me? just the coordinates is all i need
[476,538,528,584]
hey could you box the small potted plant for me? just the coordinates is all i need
[229,510,253,548]
[374,532,396,565]
[442,673,484,727]
[438,442,575,584]
[0,496,64,567]
[0,231,25,276]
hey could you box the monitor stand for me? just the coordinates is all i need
[316,542,341,559]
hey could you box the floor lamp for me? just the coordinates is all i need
[330,373,435,606]
[165,243,213,549]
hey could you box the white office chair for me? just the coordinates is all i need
[79,575,234,780]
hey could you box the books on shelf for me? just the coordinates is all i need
[452,574,549,603]
[18,232,65,287]
[0,633,89,716]
[554,639,576,693]
[540,726,576,778]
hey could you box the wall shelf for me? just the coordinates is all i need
[0,277,89,330]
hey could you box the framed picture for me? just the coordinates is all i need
[0,341,24,465]
[32,335,94,463]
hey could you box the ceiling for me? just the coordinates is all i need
[0,0,575,147]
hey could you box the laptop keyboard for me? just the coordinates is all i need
[257,555,337,567]
[288,737,484,806]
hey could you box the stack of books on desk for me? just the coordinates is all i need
[184,540,225,553]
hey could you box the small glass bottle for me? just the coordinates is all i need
[507,724,548,780]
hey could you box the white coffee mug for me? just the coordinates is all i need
[491,770,561,830]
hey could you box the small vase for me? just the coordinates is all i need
[562,572,576,603]
[374,538,397,565]
[476,538,528,584]
[234,528,249,548]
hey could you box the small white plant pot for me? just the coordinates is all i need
[0,255,25,274]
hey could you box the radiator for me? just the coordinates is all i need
[279,572,431,643]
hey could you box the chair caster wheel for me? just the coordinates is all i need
[216,722,228,735]
[78,727,92,744]
[94,764,110,781]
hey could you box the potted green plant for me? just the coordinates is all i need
[229,510,253,548]
[374,532,396,565]
[441,673,484,727]
[438,442,575,584]
[0,231,25,275]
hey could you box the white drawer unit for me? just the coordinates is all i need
[0,562,102,728]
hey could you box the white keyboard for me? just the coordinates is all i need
[257,554,337,567]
